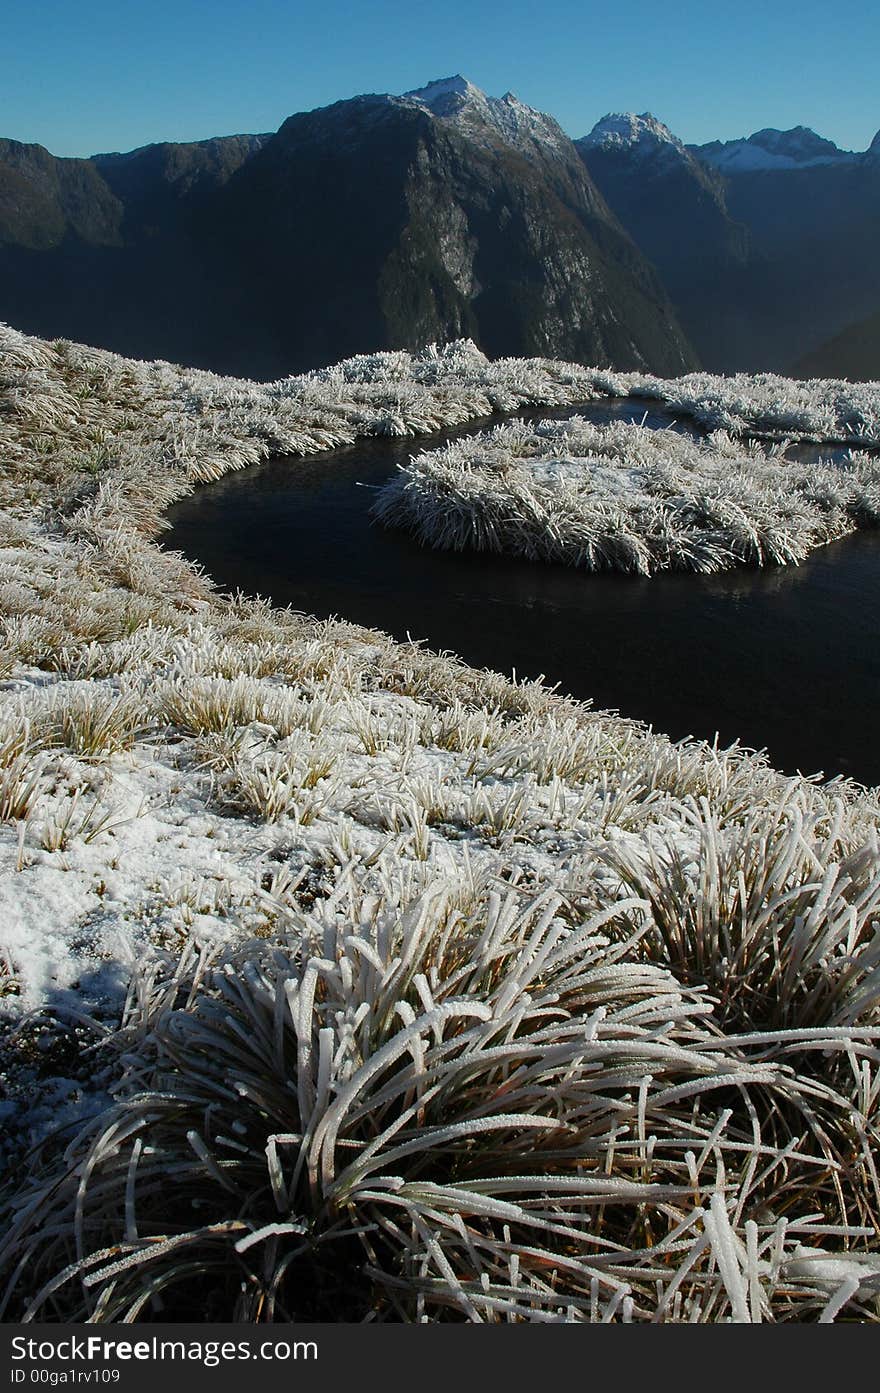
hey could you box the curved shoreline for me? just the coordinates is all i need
[2,325,880,1323]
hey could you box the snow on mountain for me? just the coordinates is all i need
[405,75,482,106]
[402,75,573,159]
[750,126,847,161]
[580,112,685,158]
[697,126,855,172]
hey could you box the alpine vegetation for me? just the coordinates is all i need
[596,368,880,447]
[6,882,880,1323]
[373,416,880,574]
[2,323,880,1322]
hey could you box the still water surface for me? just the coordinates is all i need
[165,402,880,786]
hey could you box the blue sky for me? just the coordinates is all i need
[3,0,878,158]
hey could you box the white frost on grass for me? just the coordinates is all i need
[597,367,880,445]
[374,416,880,573]
[0,668,627,1006]
[2,324,880,1323]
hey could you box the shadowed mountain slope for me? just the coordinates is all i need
[579,115,880,375]
[794,307,880,382]
[0,79,697,378]
[576,114,750,369]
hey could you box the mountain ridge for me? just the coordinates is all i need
[0,77,697,378]
[577,109,880,374]
[694,125,857,172]
[2,80,877,379]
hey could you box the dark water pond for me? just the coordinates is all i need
[165,401,880,786]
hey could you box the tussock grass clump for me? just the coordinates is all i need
[209,734,339,825]
[0,947,19,998]
[30,688,149,758]
[374,418,880,575]
[590,366,880,445]
[467,711,636,785]
[1,758,41,826]
[3,883,879,1323]
[639,372,880,446]
[604,792,880,1036]
[57,628,179,681]
[418,700,507,755]
[157,675,301,738]
[0,725,43,824]
[37,790,122,852]
[1,614,69,670]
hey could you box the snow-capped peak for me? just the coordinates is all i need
[402,76,573,160]
[749,126,846,162]
[581,112,684,155]
[698,126,854,172]
[405,75,485,110]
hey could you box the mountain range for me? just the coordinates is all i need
[578,112,880,377]
[0,78,694,378]
[1,77,878,380]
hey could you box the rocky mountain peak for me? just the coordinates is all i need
[402,75,572,159]
[749,126,845,162]
[404,75,484,112]
[697,126,854,172]
[581,112,683,156]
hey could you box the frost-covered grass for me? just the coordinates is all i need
[374,417,880,574]
[0,324,613,530]
[1,324,880,1322]
[594,366,880,446]
[6,883,880,1323]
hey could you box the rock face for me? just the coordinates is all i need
[0,79,696,379]
[579,115,880,375]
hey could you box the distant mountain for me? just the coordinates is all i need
[7,82,877,382]
[695,126,856,173]
[696,127,880,371]
[576,114,750,368]
[0,79,696,378]
[793,307,880,382]
[578,115,880,374]
[0,133,271,369]
[92,135,269,232]
[0,138,123,249]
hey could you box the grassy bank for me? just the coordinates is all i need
[1,324,879,1322]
